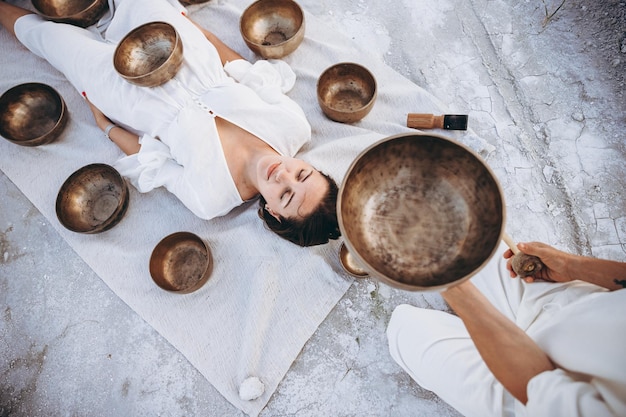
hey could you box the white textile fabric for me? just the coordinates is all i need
[387,242,626,417]
[14,0,311,220]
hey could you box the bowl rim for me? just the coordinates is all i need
[336,132,506,292]
[0,82,67,146]
[55,163,129,234]
[113,21,183,85]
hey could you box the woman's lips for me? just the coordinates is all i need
[267,163,280,180]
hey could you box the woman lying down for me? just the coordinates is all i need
[0,0,340,247]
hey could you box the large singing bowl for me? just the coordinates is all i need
[337,133,505,291]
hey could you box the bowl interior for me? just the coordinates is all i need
[56,164,129,233]
[318,63,377,114]
[241,0,304,47]
[114,22,179,79]
[32,0,101,18]
[0,83,65,145]
[338,134,504,290]
[149,232,213,293]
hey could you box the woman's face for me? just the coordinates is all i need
[256,155,329,220]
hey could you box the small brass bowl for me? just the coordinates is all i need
[317,62,377,123]
[0,83,67,147]
[113,21,184,87]
[339,242,369,278]
[56,164,129,234]
[240,0,305,59]
[31,0,108,28]
[149,232,213,294]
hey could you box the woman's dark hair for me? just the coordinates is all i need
[258,171,341,247]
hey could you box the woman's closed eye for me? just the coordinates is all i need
[281,188,294,208]
[298,169,312,181]
[280,170,313,208]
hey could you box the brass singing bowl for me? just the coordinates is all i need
[339,242,369,278]
[240,0,305,59]
[114,21,184,88]
[32,0,108,28]
[317,62,377,124]
[0,83,67,147]
[56,164,129,234]
[149,232,213,294]
[338,133,505,291]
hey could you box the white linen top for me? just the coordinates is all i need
[524,289,626,417]
[15,0,311,219]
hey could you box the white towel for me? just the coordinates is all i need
[0,1,492,415]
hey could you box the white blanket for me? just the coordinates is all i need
[0,1,492,415]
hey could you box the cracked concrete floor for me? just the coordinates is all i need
[1,0,625,416]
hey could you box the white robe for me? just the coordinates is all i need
[14,0,311,219]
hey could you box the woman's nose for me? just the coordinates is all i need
[275,168,290,183]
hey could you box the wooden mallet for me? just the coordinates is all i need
[502,233,544,278]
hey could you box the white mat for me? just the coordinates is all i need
[0,1,492,415]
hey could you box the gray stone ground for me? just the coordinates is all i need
[1,0,624,416]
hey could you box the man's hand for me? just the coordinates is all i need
[504,242,626,290]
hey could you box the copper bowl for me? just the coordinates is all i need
[149,232,213,294]
[240,0,305,59]
[338,133,505,291]
[0,83,67,147]
[56,164,129,234]
[31,0,108,28]
[113,21,184,88]
[339,242,369,278]
[317,62,377,123]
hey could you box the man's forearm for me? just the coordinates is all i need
[571,256,626,290]
[442,281,555,404]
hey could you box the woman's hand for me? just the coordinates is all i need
[82,92,141,155]
[83,92,113,130]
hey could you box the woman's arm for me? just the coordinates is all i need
[185,16,245,65]
[0,1,33,36]
[84,94,140,155]
[442,281,555,404]
[505,242,626,290]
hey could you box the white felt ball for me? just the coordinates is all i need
[239,376,265,401]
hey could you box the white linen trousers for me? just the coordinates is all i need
[387,242,626,417]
